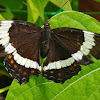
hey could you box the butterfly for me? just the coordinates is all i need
[0,19,100,84]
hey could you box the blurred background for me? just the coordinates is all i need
[79,0,100,21]
[0,0,100,99]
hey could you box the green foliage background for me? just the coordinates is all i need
[0,0,100,100]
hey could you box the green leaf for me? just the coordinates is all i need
[1,9,14,20]
[6,11,100,100]
[49,11,100,33]
[50,0,72,11]
[0,14,5,20]
[94,0,100,2]
[27,0,49,23]
[0,86,10,94]
[71,0,78,11]
[0,0,25,20]
[0,0,24,9]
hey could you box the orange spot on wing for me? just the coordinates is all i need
[8,55,12,59]
[57,73,62,77]
[70,67,73,71]
[50,71,54,74]
[74,63,77,67]
[31,70,35,74]
[18,68,21,72]
[23,72,27,75]
[10,60,14,64]
[14,65,17,68]
[43,71,48,73]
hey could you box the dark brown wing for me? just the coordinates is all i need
[8,21,41,60]
[43,28,100,83]
[0,20,41,83]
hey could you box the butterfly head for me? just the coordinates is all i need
[44,21,50,29]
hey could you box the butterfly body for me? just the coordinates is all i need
[0,20,100,84]
[40,21,51,58]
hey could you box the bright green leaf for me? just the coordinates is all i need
[49,11,100,33]
[50,0,72,11]
[27,0,49,23]
[0,14,5,20]
[0,86,10,94]
[6,11,100,100]
[1,8,14,20]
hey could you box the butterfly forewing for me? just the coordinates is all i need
[8,21,41,59]
[90,34,100,59]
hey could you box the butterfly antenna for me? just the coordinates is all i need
[23,1,45,22]
[60,0,71,9]
[54,0,71,15]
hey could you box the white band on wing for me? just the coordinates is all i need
[43,57,75,71]
[12,51,41,71]
[72,30,95,61]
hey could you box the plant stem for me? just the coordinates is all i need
[0,70,11,78]
[0,86,10,94]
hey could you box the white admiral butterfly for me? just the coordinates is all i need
[0,18,100,84]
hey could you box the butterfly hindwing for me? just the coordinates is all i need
[43,61,81,83]
[5,54,40,84]
[0,20,42,83]
[43,28,100,83]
